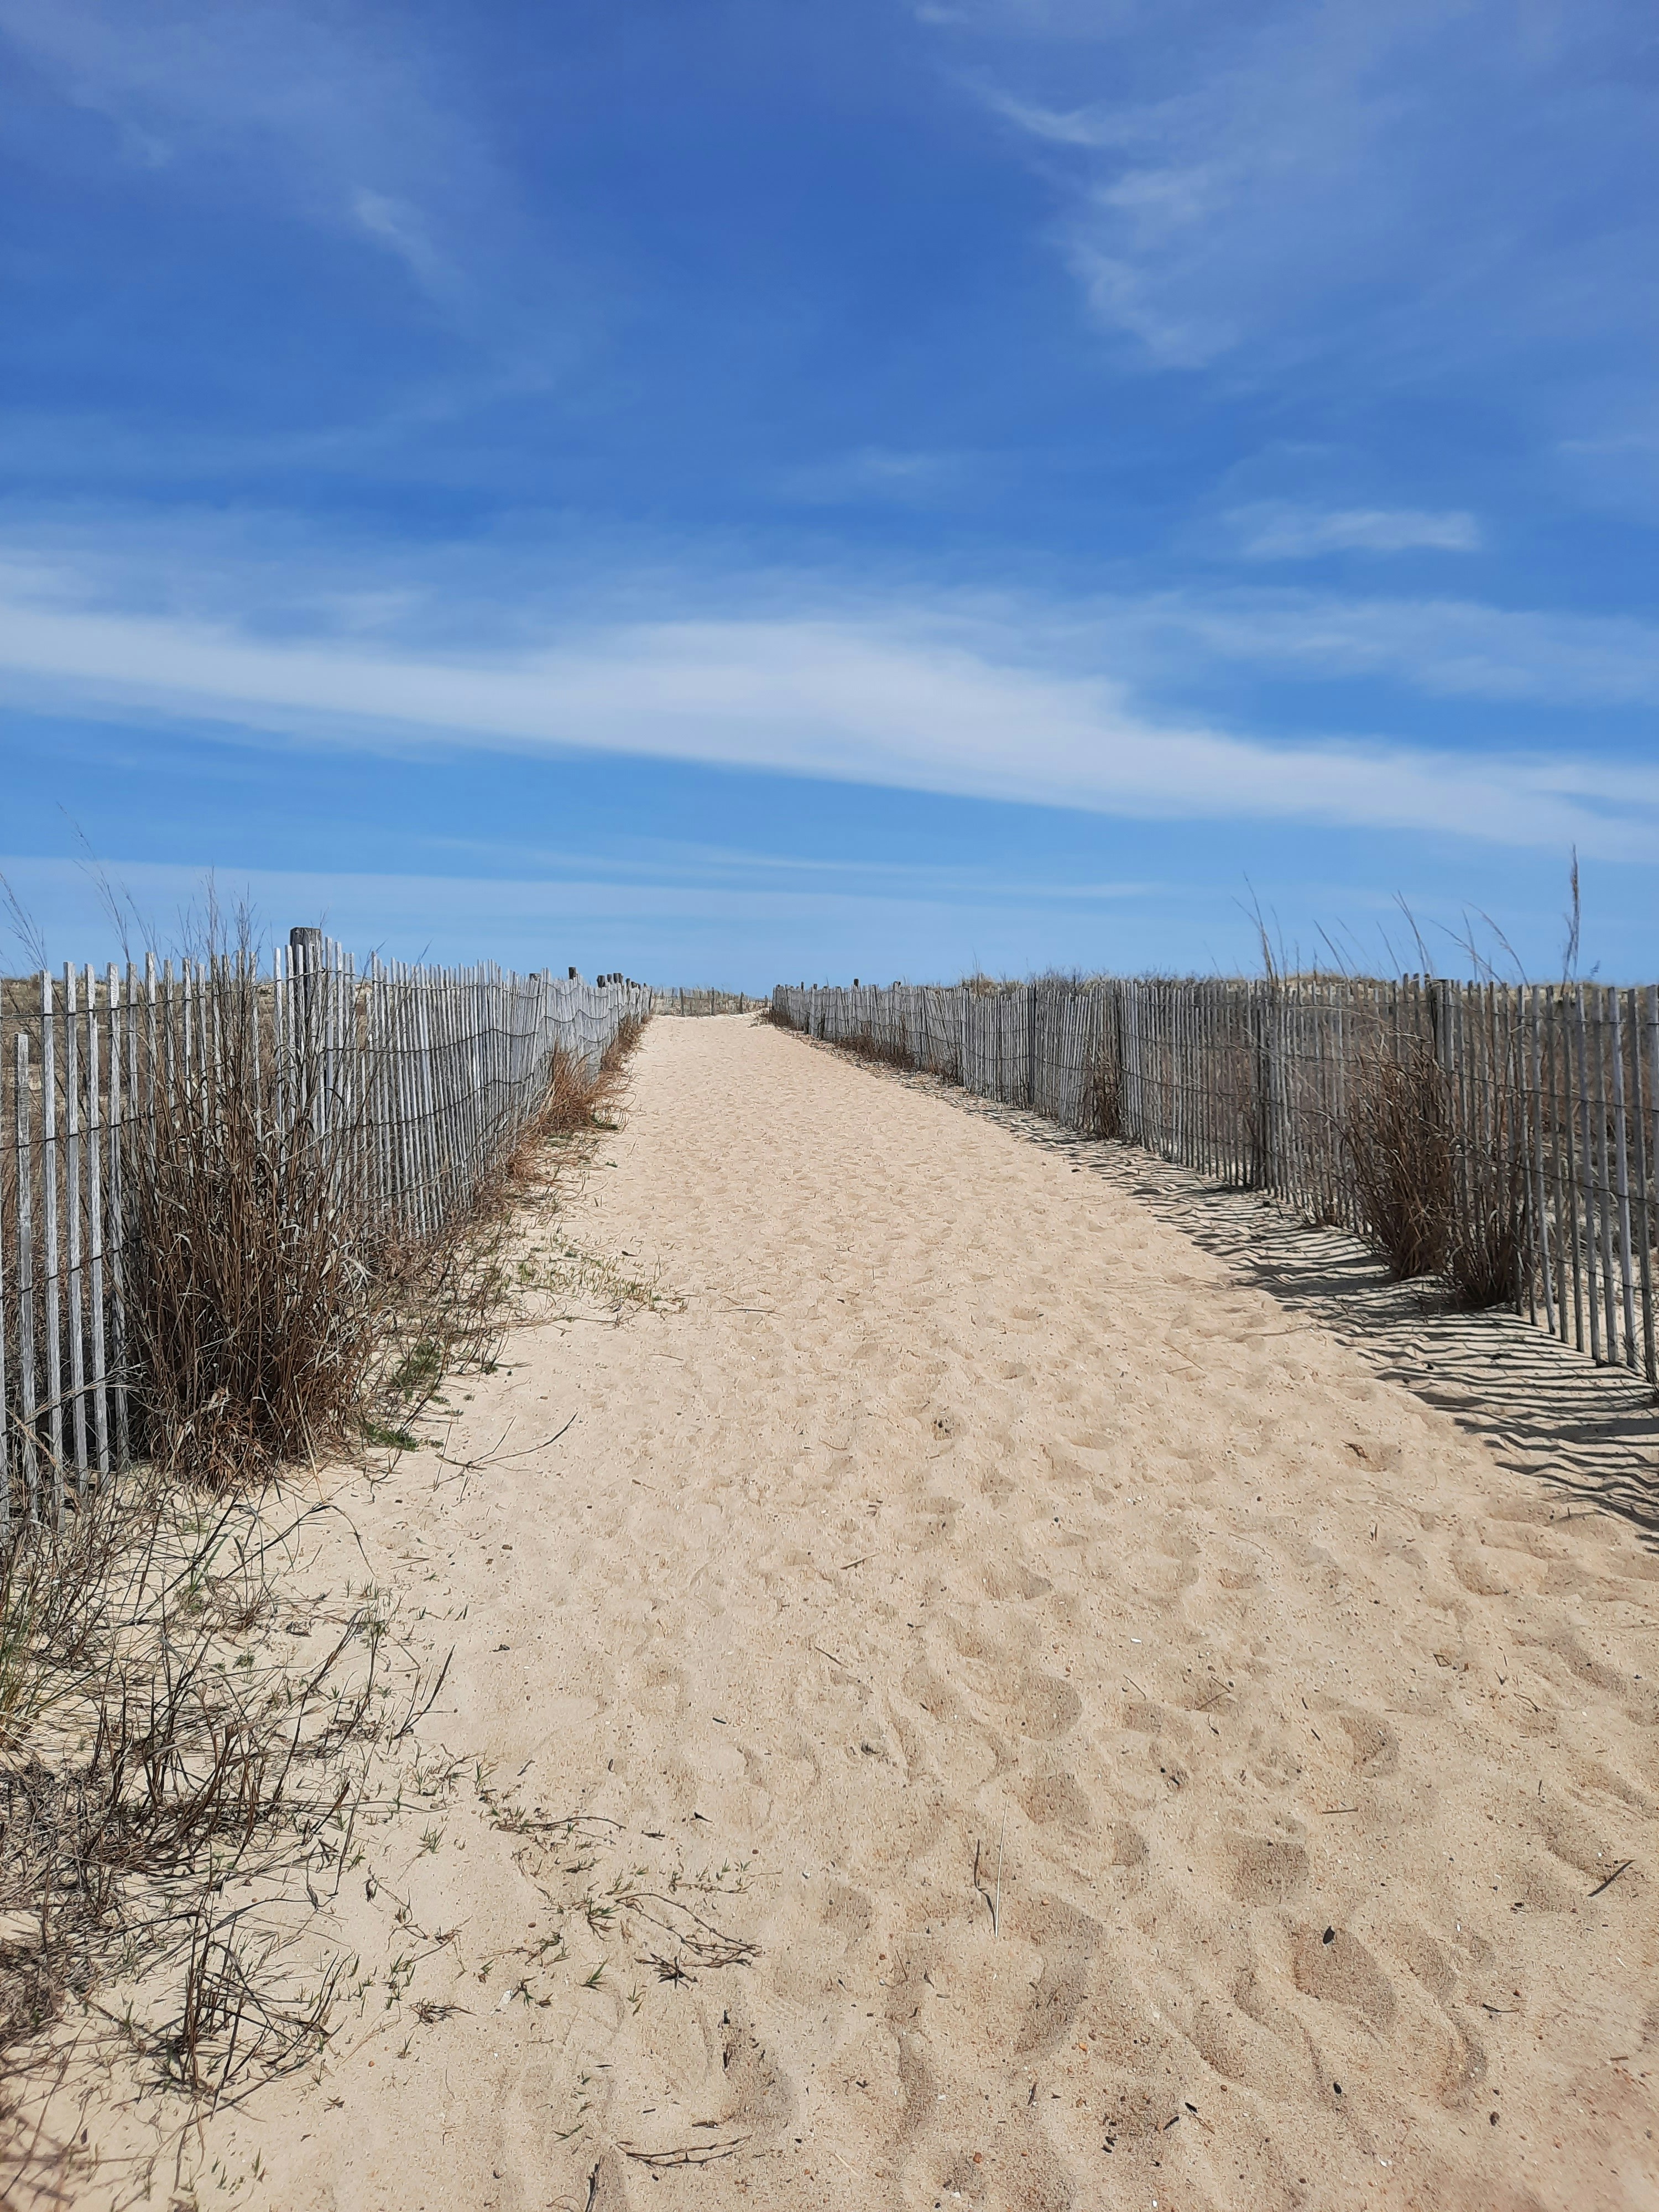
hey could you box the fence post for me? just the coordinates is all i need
[290,926,325,1133]
[15,1034,38,1521]
[1249,986,1272,1188]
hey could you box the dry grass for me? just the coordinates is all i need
[1344,1039,1454,1281]
[841,1027,916,1074]
[1444,1057,1532,1311]
[0,1472,423,2202]
[1343,1037,1529,1308]
[124,998,379,1491]
[510,1016,642,1158]
[1084,1050,1123,1141]
[118,964,647,1490]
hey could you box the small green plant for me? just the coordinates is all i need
[363,1421,420,1451]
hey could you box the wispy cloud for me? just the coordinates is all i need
[777,447,976,507]
[978,89,1118,149]
[0,0,491,300]
[952,1,1657,379]
[1121,588,1659,710]
[1228,504,1482,559]
[0,534,1653,860]
[348,189,457,303]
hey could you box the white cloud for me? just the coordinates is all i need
[778,447,974,506]
[0,539,1654,862]
[1229,504,1483,559]
[978,89,1118,148]
[0,0,488,298]
[1068,244,1235,370]
[349,189,457,301]
[1124,588,1659,709]
[956,0,1657,377]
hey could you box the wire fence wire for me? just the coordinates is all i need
[775,976,1659,1390]
[1,935,649,1524]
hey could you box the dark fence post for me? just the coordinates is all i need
[290,926,325,1126]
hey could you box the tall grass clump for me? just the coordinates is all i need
[1444,1046,1532,1311]
[1084,1048,1123,1140]
[1345,1038,1454,1280]
[510,1014,640,1158]
[124,970,379,1489]
[845,1027,916,1073]
[1344,1035,1528,1307]
[117,949,647,1491]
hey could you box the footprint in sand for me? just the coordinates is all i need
[1291,1924,1397,2029]
[1011,1894,1102,2054]
[1337,1708,1399,1777]
[1227,1832,1310,1907]
[979,1560,1053,1602]
[1108,1824,1151,1890]
[1016,1757,1094,1830]
[1187,1993,1308,2100]
[1007,1668,1082,1740]
[718,1995,795,2132]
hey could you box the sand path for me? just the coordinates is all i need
[207,1015,1657,2212]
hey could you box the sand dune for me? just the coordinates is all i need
[189,1014,1657,2210]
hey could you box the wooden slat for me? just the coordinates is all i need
[15,1031,39,1520]
[112,964,133,1472]
[0,1016,8,1530]
[1619,991,1646,1363]
[64,964,87,1485]
[1641,987,1659,1385]
[39,973,64,1517]
[87,967,110,1480]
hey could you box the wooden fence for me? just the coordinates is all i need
[653,989,765,1016]
[1,933,649,1525]
[774,977,1659,1390]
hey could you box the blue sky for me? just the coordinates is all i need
[1,0,1655,986]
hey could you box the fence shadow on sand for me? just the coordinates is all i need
[915,1068,1659,1540]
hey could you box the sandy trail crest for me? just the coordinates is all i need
[200,1015,1656,2212]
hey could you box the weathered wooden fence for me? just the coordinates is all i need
[653,989,764,1016]
[1,933,649,1522]
[774,977,1659,1388]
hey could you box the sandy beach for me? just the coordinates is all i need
[155,1013,1659,2211]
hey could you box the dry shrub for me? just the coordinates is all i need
[1345,1035,1528,1307]
[533,1044,611,1142]
[1085,1048,1123,1140]
[1444,1057,1531,1311]
[602,1011,645,1074]
[124,982,378,1488]
[513,1018,640,1156]
[844,1027,915,1073]
[1447,1146,1530,1309]
[1345,1039,1454,1279]
[118,958,648,1489]
[0,1473,403,2172]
